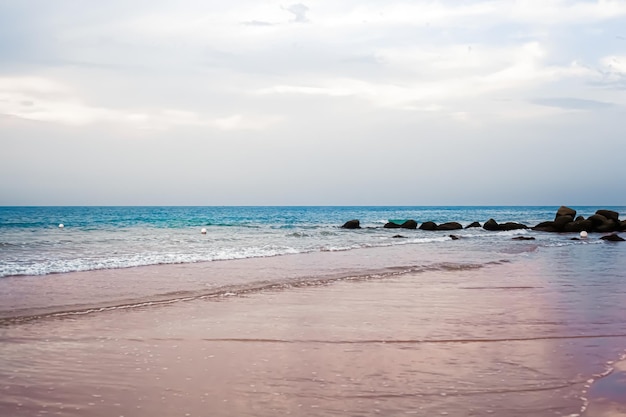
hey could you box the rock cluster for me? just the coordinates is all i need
[341,206,626,238]
[483,219,528,231]
[532,206,625,233]
[384,220,418,229]
[418,221,463,231]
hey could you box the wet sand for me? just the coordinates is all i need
[584,357,626,417]
[2,254,626,417]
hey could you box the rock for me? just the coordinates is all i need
[588,213,620,233]
[483,219,501,231]
[600,234,625,242]
[596,210,619,222]
[499,222,529,231]
[621,220,626,231]
[595,219,619,233]
[555,206,577,220]
[588,214,609,226]
[563,221,584,233]
[512,236,535,240]
[570,237,581,241]
[419,221,437,231]
[465,222,481,229]
[385,219,417,229]
[400,220,418,229]
[533,221,557,232]
[554,215,574,231]
[341,219,361,229]
[563,216,593,233]
[437,222,463,231]
[449,234,460,240]
[392,234,406,239]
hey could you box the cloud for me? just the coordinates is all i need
[285,3,309,23]
[506,0,626,24]
[592,55,626,89]
[256,42,595,115]
[241,20,274,26]
[530,97,614,110]
[1,1,626,205]
[0,76,281,130]
[602,55,626,74]
[0,76,117,125]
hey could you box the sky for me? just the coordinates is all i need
[1,0,625,206]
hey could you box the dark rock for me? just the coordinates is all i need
[570,237,581,241]
[392,234,406,239]
[449,234,460,240]
[576,219,593,232]
[483,219,500,231]
[533,221,557,232]
[589,214,620,233]
[384,219,417,229]
[589,214,609,226]
[554,215,574,231]
[512,236,535,240]
[400,220,418,229]
[563,220,591,233]
[437,222,463,231]
[419,221,437,231]
[600,234,625,242]
[596,210,619,222]
[595,219,619,233]
[465,222,481,229]
[621,220,626,231]
[555,206,577,220]
[499,222,529,231]
[384,222,402,229]
[341,219,361,229]
[575,216,586,222]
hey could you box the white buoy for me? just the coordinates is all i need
[580,231,588,239]
[58,223,64,229]
[201,228,207,235]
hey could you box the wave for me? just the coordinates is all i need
[0,260,502,324]
[0,242,23,248]
[1,222,588,278]
[577,350,626,415]
[203,222,262,228]
[0,232,472,278]
[286,232,310,238]
[0,249,302,278]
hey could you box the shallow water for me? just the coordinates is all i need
[1,239,625,416]
[2,205,623,277]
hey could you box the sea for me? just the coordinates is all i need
[1,206,625,417]
[2,205,620,278]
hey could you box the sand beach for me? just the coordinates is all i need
[2,241,626,417]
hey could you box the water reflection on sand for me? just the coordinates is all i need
[1,244,626,417]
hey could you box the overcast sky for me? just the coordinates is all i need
[1,0,625,206]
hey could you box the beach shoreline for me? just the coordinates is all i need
[583,354,626,417]
[1,206,625,416]
[2,250,626,417]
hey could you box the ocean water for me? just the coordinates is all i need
[1,205,622,278]
[1,206,626,417]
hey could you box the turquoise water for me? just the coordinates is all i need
[1,206,624,277]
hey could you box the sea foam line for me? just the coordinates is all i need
[0,260,499,324]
